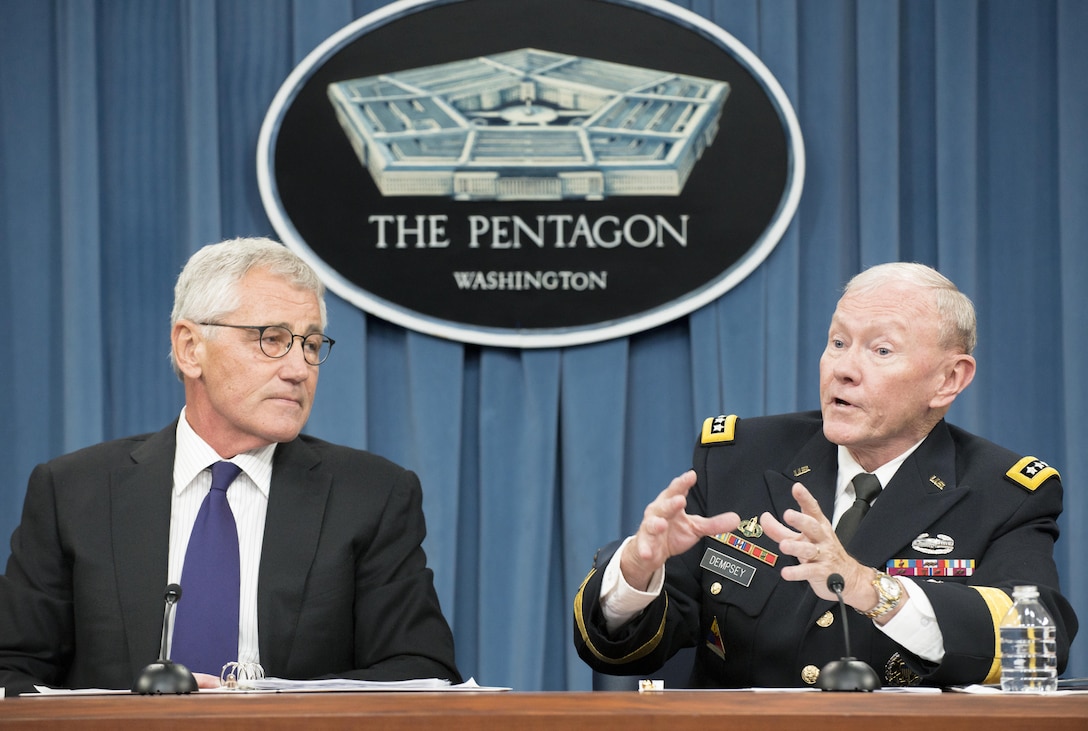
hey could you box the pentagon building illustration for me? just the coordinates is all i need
[326,48,730,200]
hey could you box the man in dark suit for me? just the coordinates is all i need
[574,262,1077,687]
[0,237,460,694]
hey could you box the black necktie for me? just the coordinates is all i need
[835,473,882,545]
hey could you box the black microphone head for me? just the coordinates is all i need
[817,658,881,692]
[826,573,846,593]
[164,583,182,603]
[133,660,199,695]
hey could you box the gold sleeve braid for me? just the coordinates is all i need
[971,585,1014,685]
[573,568,668,665]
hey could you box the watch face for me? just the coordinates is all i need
[879,575,901,598]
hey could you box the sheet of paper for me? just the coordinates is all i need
[214,677,510,693]
[31,677,510,696]
[32,686,130,696]
[637,685,940,694]
[950,683,1088,695]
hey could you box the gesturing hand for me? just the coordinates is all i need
[620,471,740,591]
[760,482,875,610]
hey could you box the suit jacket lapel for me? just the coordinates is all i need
[764,430,839,624]
[257,437,331,673]
[111,423,176,679]
[847,421,967,568]
[764,429,839,521]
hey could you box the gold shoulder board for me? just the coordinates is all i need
[1005,456,1060,492]
[701,414,738,445]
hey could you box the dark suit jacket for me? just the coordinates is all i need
[575,412,1078,688]
[0,422,461,694]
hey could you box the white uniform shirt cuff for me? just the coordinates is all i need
[599,536,666,634]
[875,576,946,663]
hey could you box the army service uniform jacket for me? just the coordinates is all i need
[574,412,1078,688]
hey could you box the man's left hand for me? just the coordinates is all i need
[760,482,882,615]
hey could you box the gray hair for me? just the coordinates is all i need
[169,237,327,378]
[843,262,977,355]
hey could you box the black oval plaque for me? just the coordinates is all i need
[258,0,804,347]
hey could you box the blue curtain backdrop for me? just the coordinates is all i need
[1,0,1085,691]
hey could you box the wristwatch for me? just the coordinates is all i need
[860,571,903,619]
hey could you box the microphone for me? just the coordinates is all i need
[132,583,198,694]
[816,573,880,692]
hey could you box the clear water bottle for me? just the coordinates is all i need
[999,585,1057,692]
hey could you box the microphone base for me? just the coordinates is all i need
[817,658,881,692]
[132,661,199,695]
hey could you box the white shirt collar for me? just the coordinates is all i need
[837,437,926,492]
[173,406,276,497]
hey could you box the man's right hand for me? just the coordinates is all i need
[619,470,740,591]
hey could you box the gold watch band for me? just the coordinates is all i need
[859,571,903,619]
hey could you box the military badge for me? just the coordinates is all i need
[737,516,763,538]
[911,533,954,555]
[1006,456,1059,491]
[701,414,737,444]
[705,617,726,660]
[887,558,974,577]
[710,531,778,567]
[884,652,921,687]
[700,547,756,586]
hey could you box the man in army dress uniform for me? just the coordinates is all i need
[574,262,1077,687]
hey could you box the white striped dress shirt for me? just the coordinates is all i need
[166,408,275,669]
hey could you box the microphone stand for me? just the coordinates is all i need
[133,584,198,694]
[817,573,881,692]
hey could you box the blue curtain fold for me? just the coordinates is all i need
[1,0,1085,690]
[1055,0,1088,656]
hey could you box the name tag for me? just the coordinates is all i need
[700,547,756,587]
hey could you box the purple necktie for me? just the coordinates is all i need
[171,461,242,675]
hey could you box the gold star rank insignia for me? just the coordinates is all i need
[1005,456,1060,491]
[701,414,737,444]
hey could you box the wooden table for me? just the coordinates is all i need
[2,690,1086,730]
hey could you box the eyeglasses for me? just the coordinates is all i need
[199,323,335,365]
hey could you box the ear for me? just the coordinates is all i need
[172,320,205,380]
[930,353,976,410]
